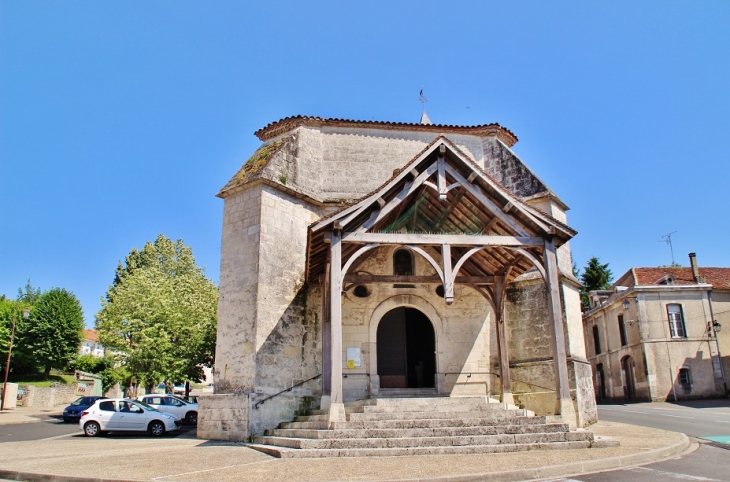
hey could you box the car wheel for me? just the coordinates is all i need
[185,411,198,425]
[148,420,165,437]
[84,421,101,437]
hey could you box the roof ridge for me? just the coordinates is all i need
[254,115,518,146]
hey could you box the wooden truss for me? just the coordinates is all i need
[308,137,577,424]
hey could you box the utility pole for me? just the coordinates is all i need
[707,292,728,397]
[2,306,29,411]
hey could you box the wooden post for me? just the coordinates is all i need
[327,230,346,424]
[493,276,514,405]
[543,237,575,422]
[321,261,332,406]
[442,244,454,304]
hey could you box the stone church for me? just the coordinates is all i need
[199,115,598,446]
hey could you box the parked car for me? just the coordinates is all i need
[137,394,198,425]
[79,398,181,437]
[62,396,107,423]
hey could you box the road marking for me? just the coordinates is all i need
[660,414,694,419]
[39,433,77,441]
[714,420,730,424]
[627,466,720,481]
[151,458,277,480]
[624,410,647,414]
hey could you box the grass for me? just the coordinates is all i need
[8,371,76,387]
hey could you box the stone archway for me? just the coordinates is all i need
[376,307,436,389]
[368,295,442,394]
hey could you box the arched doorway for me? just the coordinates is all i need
[621,356,636,402]
[377,307,436,389]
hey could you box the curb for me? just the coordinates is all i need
[0,434,690,482]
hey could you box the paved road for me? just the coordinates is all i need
[597,400,730,442]
[547,401,730,482]
[0,415,195,443]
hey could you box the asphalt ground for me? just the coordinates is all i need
[0,420,688,482]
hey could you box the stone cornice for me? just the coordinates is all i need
[254,116,519,147]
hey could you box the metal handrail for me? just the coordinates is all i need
[444,371,555,393]
[253,374,321,409]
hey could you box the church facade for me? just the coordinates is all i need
[198,116,597,441]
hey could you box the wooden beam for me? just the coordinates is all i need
[544,237,574,419]
[342,232,543,247]
[442,244,454,304]
[444,164,531,237]
[357,162,438,233]
[343,274,495,284]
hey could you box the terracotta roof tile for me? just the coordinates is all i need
[83,329,98,342]
[631,267,730,290]
[254,116,519,147]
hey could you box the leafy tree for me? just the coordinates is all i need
[96,235,218,393]
[0,293,35,374]
[578,257,613,308]
[18,288,84,376]
[73,354,129,392]
[17,280,42,305]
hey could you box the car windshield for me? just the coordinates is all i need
[133,400,158,411]
[71,397,92,406]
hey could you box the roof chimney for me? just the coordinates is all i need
[689,252,700,283]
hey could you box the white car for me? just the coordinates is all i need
[79,398,181,437]
[137,394,198,425]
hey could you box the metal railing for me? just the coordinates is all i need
[252,374,321,410]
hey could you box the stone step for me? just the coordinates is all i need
[248,440,593,458]
[255,431,592,450]
[357,403,522,414]
[255,431,593,450]
[281,415,548,430]
[334,416,547,430]
[267,422,571,439]
[345,409,531,422]
[349,396,495,407]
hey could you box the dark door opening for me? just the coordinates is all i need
[622,356,636,402]
[376,307,436,388]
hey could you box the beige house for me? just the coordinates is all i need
[80,329,105,358]
[201,116,597,442]
[582,255,729,403]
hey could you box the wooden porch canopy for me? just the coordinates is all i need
[309,137,579,425]
[306,137,576,298]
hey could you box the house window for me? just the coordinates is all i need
[393,249,413,276]
[592,326,601,355]
[667,304,687,338]
[679,367,692,390]
[618,314,628,347]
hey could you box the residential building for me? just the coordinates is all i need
[583,254,729,402]
[80,329,105,358]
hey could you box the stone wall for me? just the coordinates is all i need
[19,383,79,407]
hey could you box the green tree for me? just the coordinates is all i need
[73,354,129,392]
[578,257,613,308]
[18,288,84,376]
[96,235,218,393]
[0,292,35,374]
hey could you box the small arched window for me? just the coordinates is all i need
[393,249,413,276]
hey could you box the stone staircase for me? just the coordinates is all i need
[249,396,604,458]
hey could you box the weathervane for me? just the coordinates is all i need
[418,88,428,112]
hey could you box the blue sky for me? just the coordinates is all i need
[2,2,729,326]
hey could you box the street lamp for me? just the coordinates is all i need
[1,307,30,411]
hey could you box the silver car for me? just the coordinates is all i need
[137,394,198,425]
[79,398,181,437]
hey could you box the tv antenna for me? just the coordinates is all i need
[659,231,678,265]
